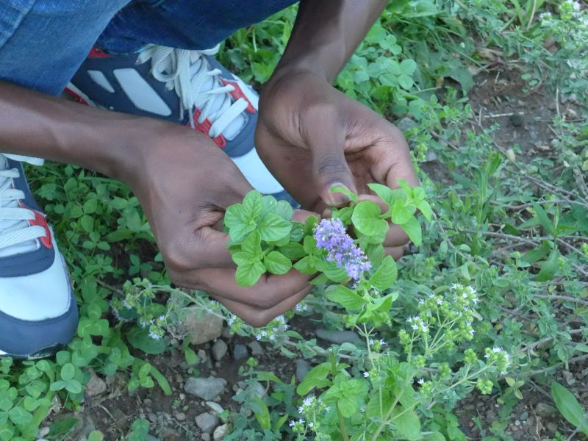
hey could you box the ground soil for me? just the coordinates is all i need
[47,66,587,441]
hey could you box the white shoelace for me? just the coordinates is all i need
[138,45,250,139]
[0,154,46,254]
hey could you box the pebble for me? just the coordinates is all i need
[86,372,107,397]
[196,412,220,434]
[295,359,312,382]
[535,403,557,417]
[201,434,211,441]
[198,349,208,363]
[248,341,264,356]
[184,377,227,400]
[213,424,228,440]
[184,312,224,345]
[425,151,438,162]
[212,339,228,361]
[396,117,418,133]
[519,411,528,421]
[315,329,360,345]
[221,326,233,340]
[233,344,249,360]
[37,427,50,438]
[206,401,225,414]
[175,412,186,422]
[546,422,558,433]
[563,370,576,386]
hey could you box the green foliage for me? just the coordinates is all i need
[551,382,588,436]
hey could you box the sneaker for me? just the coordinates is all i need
[66,45,297,205]
[0,154,78,359]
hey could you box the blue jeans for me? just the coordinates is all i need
[0,0,296,96]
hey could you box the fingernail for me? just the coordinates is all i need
[329,183,351,206]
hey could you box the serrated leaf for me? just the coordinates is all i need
[242,231,262,256]
[279,242,306,260]
[293,256,318,274]
[399,214,422,246]
[391,200,416,224]
[331,185,358,202]
[370,255,397,291]
[258,213,292,242]
[326,285,365,310]
[236,259,266,286]
[296,363,331,395]
[264,251,292,275]
[395,408,421,440]
[551,382,588,435]
[242,191,263,221]
[352,201,388,236]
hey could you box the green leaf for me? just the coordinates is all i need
[536,249,560,282]
[352,201,388,236]
[338,396,358,418]
[242,191,263,221]
[293,256,318,274]
[395,408,421,440]
[236,259,266,286]
[370,255,397,291]
[331,185,358,203]
[252,397,272,431]
[48,417,80,438]
[522,240,551,264]
[65,380,83,394]
[231,251,255,266]
[399,214,422,246]
[551,382,588,435]
[242,231,262,256]
[279,242,306,260]
[60,363,75,382]
[296,363,331,395]
[88,431,104,441]
[532,202,555,236]
[8,406,33,425]
[149,366,173,396]
[368,183,406,205]
[326,285,365,310]
[228,221,256,242]
[127,328,167,355]
[258,213,292,242]
[416,200,433,222]
[264,251,292,275]
[400,59,417,75]
[391,200,416,224]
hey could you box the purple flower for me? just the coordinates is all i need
[314,219,371,280]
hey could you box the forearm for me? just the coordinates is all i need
[275,0,387,83]
[0,81,147,179]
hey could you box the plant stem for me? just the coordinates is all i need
[330,351,350,441]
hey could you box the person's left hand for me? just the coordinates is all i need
[255,69,419,259]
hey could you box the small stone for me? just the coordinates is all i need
[296,360,312,382]
[37,427,50,438]
[201,434,211,441]
[175,412,186,422]
[425,151,438,162]
[221,326,233,340]
[396,117,418,133]
[248,341,264,356]
[184,377,227,400]
[196,412,220,434]
[206,401,225,414]
[315,329,361,345]
[515,420,521,426]
[183,310,223,345]
[212,339,228,361]
[213,424,228,440]
[179,393,185,400]
[546,422,558,433]
[565,108,578,119]
[233,344,249,360]
[519,411,528,421]
[86,373,107,397]
[148,413,158,423]
[198,349,208,363]
[563,370,576,386]
[509,113,524,127]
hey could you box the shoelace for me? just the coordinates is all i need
[138,45,249,139]
[0,154,46,251]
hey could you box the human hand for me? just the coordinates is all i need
[256,70,419,259]
[120,122,314,326]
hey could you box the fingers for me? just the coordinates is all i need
[385,246,405,261]
[304,110,357,207]
[213,287,310,327]
[292,208,320,223]
[380,123,420,189]
[188,268,312,310]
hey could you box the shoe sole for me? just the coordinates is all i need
[0,343,65,360]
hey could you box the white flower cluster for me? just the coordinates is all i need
[252,314,289,342]
[406,316,429,334]
[484,346,512,374]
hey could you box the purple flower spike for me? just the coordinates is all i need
[314,219,371,280]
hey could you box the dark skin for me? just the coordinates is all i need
[0,0,417,326]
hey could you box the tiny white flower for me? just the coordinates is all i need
[269,334,275,341]
[418,299,425,305]
[412,324,419,330]
[469,329,475,336]
[360,406,366,413]
[379,339,386,346]
[436,298,443,306]
[255,335,262,341]
[363,371,370,378]
[308,422,314,428]
[460,42,466,48]
[325,406,331,412]
[418,378,425,385]
[303,396,313,407]
[298,406,304,413]
[500,371,508,375]
[299,418,305,424]
[289,420,295,427]
[369,339,374,345]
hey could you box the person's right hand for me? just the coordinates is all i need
[119,122,314,326]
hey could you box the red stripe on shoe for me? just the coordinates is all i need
[63,87,89,105]
[191,108,227,148]
[16,201,53,249]
[220,79,256,114]
[88,47,111,58]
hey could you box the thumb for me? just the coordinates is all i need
[308,124,356,207]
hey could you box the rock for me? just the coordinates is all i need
[546,422,558,433]
[37,427,50,438]
[195,412,220,434]
[563,370,576,386]
[509,113,524,127]
[175,412,186,421]
[183,310,223,345]
[184,377,227,400]
[197,349,208,363]
[295,360,312,382]
[213,424,228,440]
[221,326,233,340]
[201,434,211,441]
[519,411,528,421]
[233,344,249,360]
[565,108,578,119]
[535,403,557,417]
[248,341,264,356]
[206,401,225,414]
[316,329,361,345]
[86,373,107,397]
[396,117,417,133]
[425,151,438,162]
[212,339,228,361]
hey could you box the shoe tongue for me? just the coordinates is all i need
[188,58,246,141]
[0,156,39,258]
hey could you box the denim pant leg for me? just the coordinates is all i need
[97,0,299,54]
[0,0,130,96]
